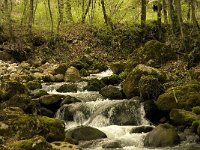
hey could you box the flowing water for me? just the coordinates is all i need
[42,69,200,150]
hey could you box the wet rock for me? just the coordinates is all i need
[26,80,42,90]
[144,123,180,147]
[53,63,68,75]
[32,90,48,98]
[110,61,126,75]
[42,74,55,82]
[56,83,78,93]
[1,81,29,100]
[39,107,54,118]
[138,75,164,100]
[39,94,64,112]
[101,74,122,85]
[65,126,107,142]
[170,109,198,126]
[60,95,81,106]
[123,64,165,99]
[70,61,89,70]
[102,140,122,149]
[51,141,81,150]
[0,107,65,142]
[99,85,123,99]
[84,78,105,91]
[192,120,200,136]
[6,136,53,150]
[130,126,154,133]
[54,74,64,82]
[192,106,200,115]
[65,66,81,82]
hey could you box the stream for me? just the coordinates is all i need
[42,69,200,150]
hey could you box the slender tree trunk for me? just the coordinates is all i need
[4,0,14,41]
[162,0,168,24]
[28,0,34,36]
[168,0,176,34]
[82,0,92,23]
[141,0,146,28]
[66,0,73,22]
[21,0,28,26]
[57,0,61,35]
[191,0,200,30]
[33,0,38,24]
[47,0,53,34]
[157,0,162,39]
[175,0,184,38]
[187,0,191,22]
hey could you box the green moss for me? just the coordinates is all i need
[33,90,48,98]
[84,78,105,91]
[53,63,68,75]
[110,61,126,75]
[26,80,42,90]
[191,120,200,133]
[192,106,200,115]
[119,70,129,80]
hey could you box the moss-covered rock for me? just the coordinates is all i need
[128,40,174,68]
[170,109,198,126]
[192,106,200,115]
[156,82,200,112]
[26,80,42,90]
[32,90,48,98]
[51,141,81,150]
[144,123,180,147]
[0,107,65,142]
[84,78,105,91]
[60,95,81,106]
[6,136,53,150]
[53,63,68,75]
[123,64,165,99]
[64,66,81,82]
[80,68,90,77]
[101,74,122,85]
[56,84,78,93]
[0,94,35,114]
[1,81,29,100]
[70,61,89,70]
[192,120,200,136]
[65,126,107,142]
[99,85,123,99]
[110,61,126,75]
[138,75,164,100]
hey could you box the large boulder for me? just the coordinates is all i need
[144,123,180,147]
[0,107,65,142]
[53,63,68,75]
[65,126,107,142]
[56,83,78,93]
[6,136,53,150]
[25,80,42,90]
[192,120,200,136]
[156,81,200,112]
[101,74,122,85]
[123,64,165,99]
[99,85,123,99]
[84,78,105,91]
[170,109,198,126]
[64,66,81,82]
[110,61,126,75]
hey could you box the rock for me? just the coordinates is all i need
[123,64,165,99]
[0,94,36,114]
[42,74,55,82]
[84,78,105,91]
[65,66,81,82]
[170,109,198,126]
[70,61,89,70]
[138,75,164,100]
[1,81,29,100]
[101,74,122,85]
[110,61,126,75]
[192,106,200,115]
[51,141,81,150]
[32,90,48,98]
[89,61,108,74]
[99,85,123,99]
[60,95,81,106]
[143,100,166,124]
[0,107,65,142]
[0,51,15,62]
[56,84,78,93]
[156,81,200,112]
[54,74,64,82]
[65,126,107,142]
[26,80,42,90]
[192,120,200,136]
[144,123,180,147]
[130,126,154,133]
[39,107,54,118]
[20,61,31,69]
[102,140,122,149]
[53,63,68,75]
[33,72,43,80]
[6,136,53,150]
[80,68,90,77]
[39,95,64,112]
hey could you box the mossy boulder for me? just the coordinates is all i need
[6,136,53,150]
[32,90,48,98]
[84,78,105,91]
[0,94,36,114]
[130,126,154,133]
[156,82,200,112]
[64,66,81,82]
[99,85,123,99]
[123,64,165,99]
[26,80,42,90]
[53,63,68,75]
[192,120,200,136]
[138,75,164,100]
[70,61,89,70]
[192,106,200,115]
[60,95,81,106]
[128,40,174,68]
[51,141,81,150]
[1,81,29,100]
[80,68,90,77]
[0,107,65,142]
[144,123,180,147]
[102,140,122,149]
[65,126,107,142]
[110,61,126,75]
[56,84,78,93]
[170,109,198,126]
[101,74,122,85]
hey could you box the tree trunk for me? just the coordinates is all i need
[191,0,200,30]
[162,0,168,24]
[175,0,184,38]
[66,0,73,22]
[28,0,34,36]
[168,0,177,34]
[141,0,146,28]
[187,0,191,22]
[57,0,61,35]
[47,0,53,33]
[82,0,92,23]
[21,0,28,26]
